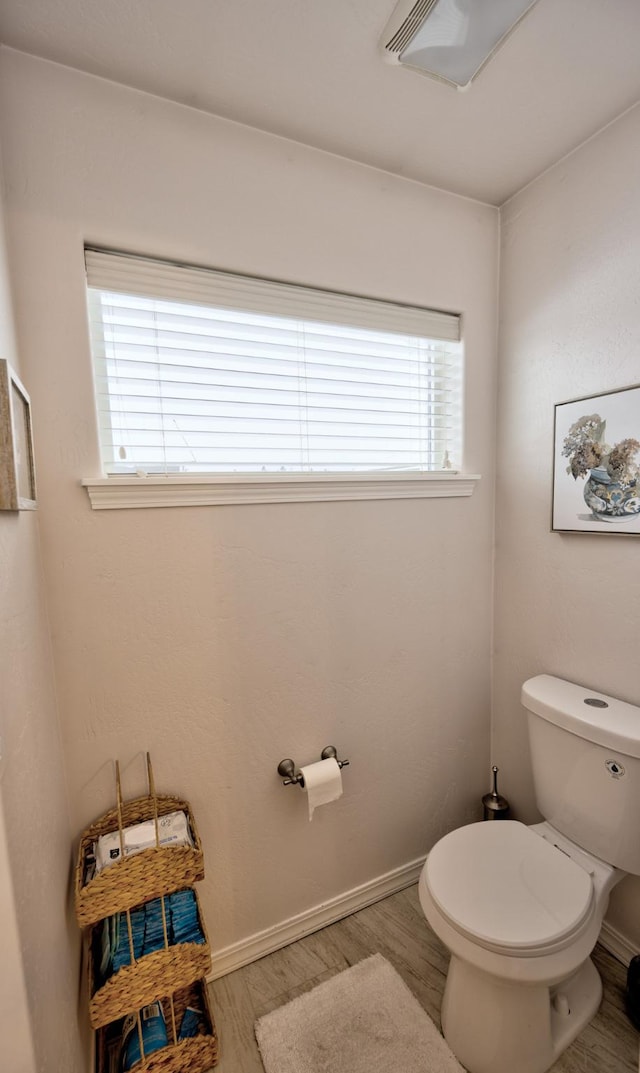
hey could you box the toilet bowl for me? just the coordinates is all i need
[419,820,622,1073]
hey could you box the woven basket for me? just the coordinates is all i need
[88,888,211,1029]
[75,756,205,928]
[95,979,218,1073]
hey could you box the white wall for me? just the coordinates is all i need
[0,49,498,959]
[0,137,84,1071]
[495,102,640,947]
[0,807,35,1073]
[0,166,37,1073]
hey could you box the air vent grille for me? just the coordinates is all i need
[384,0,439,54]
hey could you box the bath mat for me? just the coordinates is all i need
[254,952,464,1073]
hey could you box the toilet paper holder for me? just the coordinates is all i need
[277,746,350,787]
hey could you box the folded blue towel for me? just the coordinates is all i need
[99,889,204,983]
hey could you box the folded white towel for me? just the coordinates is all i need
[95,810,193,872]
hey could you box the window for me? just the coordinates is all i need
[83,250,475,508]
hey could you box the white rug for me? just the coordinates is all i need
[254,953,464,1073]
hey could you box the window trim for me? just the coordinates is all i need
[81,471,480,509]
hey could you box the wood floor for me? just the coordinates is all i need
[207,884,638,1073]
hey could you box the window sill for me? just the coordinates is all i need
[81,472,481,510]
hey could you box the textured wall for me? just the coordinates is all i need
[0,145,84,1071]
[0,155,37,1073]
[0,50,498,957]
[495,102,640,944]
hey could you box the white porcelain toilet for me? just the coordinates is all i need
[419,674,640,1073]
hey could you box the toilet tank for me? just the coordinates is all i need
[522,675,640,874]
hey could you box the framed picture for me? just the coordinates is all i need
[0,359,37,511]
[552,384,640,534]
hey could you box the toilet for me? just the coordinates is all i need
[419,674,640,1073]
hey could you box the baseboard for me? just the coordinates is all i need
[600,920,638,967]
[207,858,638,982]
[207,855,427,981]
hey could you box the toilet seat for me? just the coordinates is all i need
[424,821,594,957]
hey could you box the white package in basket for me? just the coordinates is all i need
[95,810,193,873]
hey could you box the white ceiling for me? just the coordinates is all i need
[1,0,640,205]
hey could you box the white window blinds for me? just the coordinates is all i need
[85,249,463,477]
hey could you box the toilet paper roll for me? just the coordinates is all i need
[299,757,343,821]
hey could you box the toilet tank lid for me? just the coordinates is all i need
[522,675,640,758]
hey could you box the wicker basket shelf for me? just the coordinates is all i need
[75,792,204,927]
[79,757,217,1072]
[95,978,218,1073]
[88,889,211,1029]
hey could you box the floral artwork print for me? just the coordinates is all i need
[552,386,640,534]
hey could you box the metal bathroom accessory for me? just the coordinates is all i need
[482,765,510,820]
[277,746,350,787]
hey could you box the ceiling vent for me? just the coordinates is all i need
[380,0,541,90]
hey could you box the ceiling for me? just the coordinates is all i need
[1,0,640,205]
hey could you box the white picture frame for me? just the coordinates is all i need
[552,384,640,535]
[0,359,37,511]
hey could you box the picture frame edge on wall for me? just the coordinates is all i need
[552,382,640,536]
[0,357,37,512]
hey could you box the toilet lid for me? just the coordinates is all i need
[425,821,594,952]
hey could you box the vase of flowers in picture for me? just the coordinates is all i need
[562,413,640,522]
